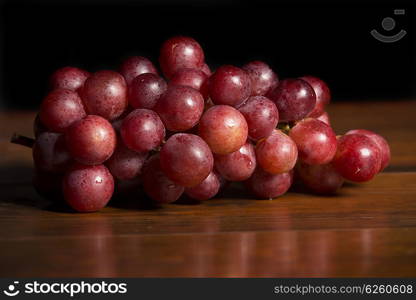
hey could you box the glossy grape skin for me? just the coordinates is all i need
[81,70,127,120]
[33,113,47,138]
[300,76,331,118]
[105,141,148,180]
[128,73,167,109]
[169,68,208,91]
[289,118,337,165]
[268,78,316,122]
[201,63,212,76]
[214,142,256,181]
[119,56,158,85]
[160,133,213,187]
[155,85,204,132]
[199,105,248,155]
[33,132,71,173]
[238,96,279,141]
[242,61,278,96]
[245,168,293,199]
[49,66,90,91]
[121,109,165,153]
[316,111,331,126]
[296,162,344,194]
[142,154,184,204]
[63,164,114,212]
[346,129,390,172]
[185,171,220,200]
[332,134,382,182]
[159,36,205,78]
[208,65,251,107]
[65,115,116,165]
[256,130,298,174]
[39,89,86,133]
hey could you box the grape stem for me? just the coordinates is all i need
[10,133,35,148]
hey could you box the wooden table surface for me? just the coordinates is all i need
[1,100,415,277]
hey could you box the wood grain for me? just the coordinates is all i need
[0,100,415,277]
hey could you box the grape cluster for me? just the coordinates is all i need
[12,36,391,212]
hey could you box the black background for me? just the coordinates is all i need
[0,0,415,109]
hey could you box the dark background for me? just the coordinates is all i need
[0,0,415,109]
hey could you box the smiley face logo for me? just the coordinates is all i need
[3,281,20,297]
[371,9,407,43]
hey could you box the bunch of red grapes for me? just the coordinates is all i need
[12,36,391,212]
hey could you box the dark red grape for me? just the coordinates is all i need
[169,68,208,91]
[199,105,248,154]
[119,56,158,85]
[63,164,114,212]
[49,66,89,91]
[256,130,298,174]
[142,154,184,204]
[346,129,390,172]
[300,76,331,118]
[121,109,165,153]
[185,170,220,200]
[214,142,256,181]
[332,134,381,182]
[155,85,204,132]
[39,89,86,133]
[66,115,116,165]
[268,78,316,122]
[296,162,344,194]
[289,118,337,165]
[245,168,293,199]
[128,73,167,109]
[208,65,251,107]
[81,70,127,120]
[159,36,205,78]
[201,63,212,76]
[316,111,331,126]
[242,61,278,96]
[106,141,148,180]
[238,96,279,141]
[33,132,71,173]
[160,133,213,187]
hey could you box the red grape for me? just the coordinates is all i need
[159,36,205,78]
[346,129,390,172]
[289,118,337,165]
[39,89,86,133]
[242,61,278,96]
[245,168,293,199]
[185,170,220,200]
[160,133,213,187]
[268,78,316,122]
[238,95,279,141]
[256,130,298,174]
[121,109,165,153]
[128,73,167,109]
[316,111,331,126]
[142,154,184,204]
[169,68,208,91]
[296,162,344,194]
[155,85,204,132]
[33,132,71,173]
[81,70,127,120]
[332,134,382,182]
[214,142,256,181]
[201,63,212,76]
[199,105,248,154]
[63,163,114,212]
[300,76,331,118]
[66,115,116,165]
[106,141,148,180]
[208,65,251,107]
[119,56,158,85]
[49,66,90,91]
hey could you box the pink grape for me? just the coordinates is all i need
[169,68,208,91]
[242,61,278,96]
[128,73,167,109]
[49,66,90,91]
[119,56,158,85]
[316,111,331,126]
[245,168,293,199]
[300,76,331,118]
[185,171,221,200]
